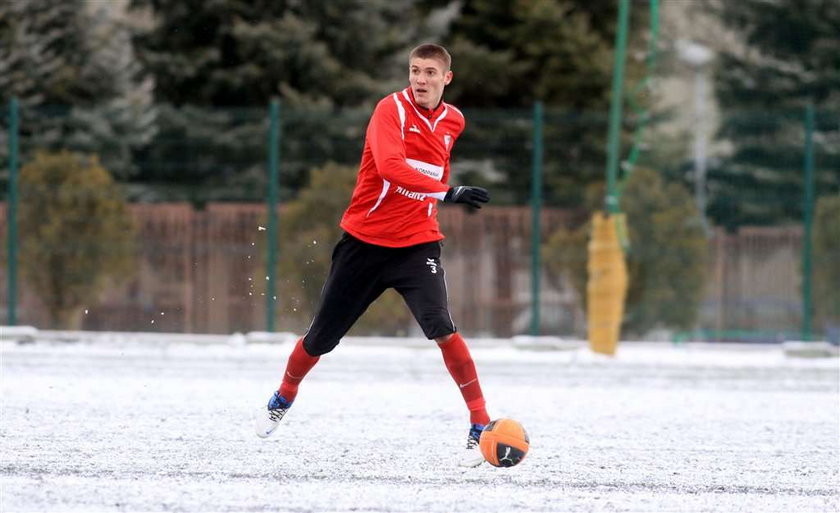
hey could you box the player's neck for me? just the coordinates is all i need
[407,88,444,115]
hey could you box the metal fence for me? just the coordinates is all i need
[2,100,838,339]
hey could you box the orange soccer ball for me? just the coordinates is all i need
[479,418,529,467]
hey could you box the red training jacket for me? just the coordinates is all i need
[339,87,465,247]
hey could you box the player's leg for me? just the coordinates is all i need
[274,255,385,401]
[434,332,490,427]
[302,234,390,357]
[256,233,386,438]
[390,241,490,466]
[434,331,491,467]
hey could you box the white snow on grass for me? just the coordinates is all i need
[1,337,838,512]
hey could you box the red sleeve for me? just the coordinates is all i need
[368,98,450,194]
[442,108,463,186]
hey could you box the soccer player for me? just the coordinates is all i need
[255,43,492,467]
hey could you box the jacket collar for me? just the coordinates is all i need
[405,87,445,119]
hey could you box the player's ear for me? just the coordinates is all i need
[444,70,453,86]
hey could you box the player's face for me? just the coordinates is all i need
[409,57,452,109]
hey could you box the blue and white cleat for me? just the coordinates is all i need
[458,423,486,467]
[255,391,292,438]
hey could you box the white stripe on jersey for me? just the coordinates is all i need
[392,93,406,139]
[433,107,448,132]
[366,179,391,217]
[447,104,464,119]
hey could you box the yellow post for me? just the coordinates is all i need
[587,212,629,355]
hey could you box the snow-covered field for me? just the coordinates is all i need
[1,336,838,512]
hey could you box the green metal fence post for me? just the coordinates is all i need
[605,0,631,214]
[530,101,544,336]
[7,97,19,326]
[266,99,281,332]
[801,102,815,341]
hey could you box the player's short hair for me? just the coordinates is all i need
[409,44,451,71]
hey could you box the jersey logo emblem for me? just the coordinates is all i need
[444,133,452,149]
[409,124,421,134]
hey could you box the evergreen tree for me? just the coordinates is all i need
[130,0,429,108]
[128,0,438,201]
[437,0,650,206]
[0,0,156,180]
[442,0,642,109]
[709,0,840,227]
[0,0,93,106]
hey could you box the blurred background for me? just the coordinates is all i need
[0,0,837,342]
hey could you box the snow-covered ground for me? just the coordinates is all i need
[1,336,838,512]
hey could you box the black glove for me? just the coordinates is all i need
[443,186,490,209]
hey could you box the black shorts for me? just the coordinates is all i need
[302,233,456,356]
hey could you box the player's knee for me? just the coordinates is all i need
[422,312,456,341]
[434,333,455,345]
[302,334,339,357]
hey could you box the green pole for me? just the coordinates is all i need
[530,101,544,336]
[266,99,280,332]
[623,0,659,175]
[801,102,815,341]
[7,97,19,326]
[605,0,631,214]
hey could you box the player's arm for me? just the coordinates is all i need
[368,99,489,208]
[368,99,450,195]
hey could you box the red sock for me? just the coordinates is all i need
[438,332,491,426]
[277,337,320,402]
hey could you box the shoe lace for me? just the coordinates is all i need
[465,435,479,450]
[267,407,287,423]
[467,424,485,447]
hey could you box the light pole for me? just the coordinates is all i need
[677,40,714,230]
